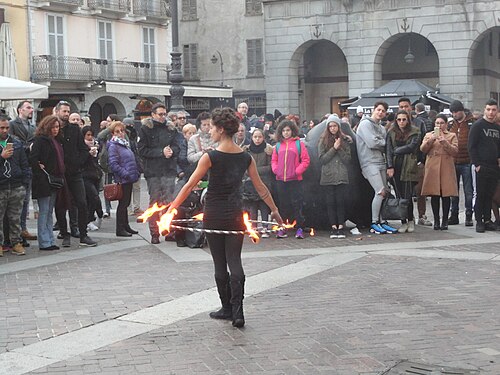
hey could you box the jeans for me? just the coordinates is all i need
[21,178,32,231]
[323,184,347,227]
[37,193,56,248]
[451,163,473,215]
[363,168,388,223]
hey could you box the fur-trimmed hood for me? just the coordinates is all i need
[141,117,176,131]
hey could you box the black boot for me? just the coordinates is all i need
[124,225,139,235]
[433,216,440,230]
[440,217,448,230]
[230,276,245,328]
[448,212,459,225]
[465,213,473,227]
[116,227,132,237]
[209,275,232,320]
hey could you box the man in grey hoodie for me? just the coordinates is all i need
[356,101,397,234]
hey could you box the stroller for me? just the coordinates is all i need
[175,187,207,248]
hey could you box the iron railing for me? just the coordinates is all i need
[133,0,170,17]
[87,0,129,12]
[32,55,170,84]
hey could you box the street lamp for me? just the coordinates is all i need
[211,50,224,87]
[168,0,185,111]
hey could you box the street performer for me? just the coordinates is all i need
[166,107,283,328]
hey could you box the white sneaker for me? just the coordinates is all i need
[398,223,408,233]
[350,227,361,235]
[94,217,102,229]
[87,222,99,231]
[407,220,415,233]
[261,229,270,238]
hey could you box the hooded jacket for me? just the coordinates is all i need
[271,137,310,182]
[0,135,30,189]
[356,116,387,176]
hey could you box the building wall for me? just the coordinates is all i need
[2,0,30,80]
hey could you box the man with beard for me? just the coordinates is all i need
[54,101,97,247]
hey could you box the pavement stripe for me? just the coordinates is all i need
[0,252,364,374]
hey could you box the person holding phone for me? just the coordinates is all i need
[420,114,458,230]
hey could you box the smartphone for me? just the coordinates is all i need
[434,127,440,137]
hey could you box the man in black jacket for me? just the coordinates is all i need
[0,115,30,256]
[9,101,37,242]
[138,103,180,244]
[54,101,97,247]
[468,98,500,233]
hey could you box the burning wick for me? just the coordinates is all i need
[192,213,204,221]
[243,212,260,244]
[309,228,315,236]
[137,202,169,223]
[158,208,178,236]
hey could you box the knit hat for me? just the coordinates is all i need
[264,113,274,122]
[326,114,341,126]
[356,105,364,114]
[449,100,464,113]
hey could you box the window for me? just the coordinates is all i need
[143,27,156,63]
[181,0,197,20]
[47,15,65,57]
[247,39,264,77]
[183,44,198,80]
[245,0,262,15]
[98,21,113,60]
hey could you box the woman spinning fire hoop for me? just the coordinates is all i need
[166,107,283,328]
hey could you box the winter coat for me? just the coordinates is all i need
[0,136,30,189]
[386,125,420,182]
[60,122,91,175]
[82,145,103,183]
[137,118,180,178]
[29,135,63,199]
[241,143,273,200]
[107,139,140,185]
[9,117,36,155]
[420,131,458,197]
[271,137,310,182]
[448,112,474,164]
[318,139,351,186]
[187,132,218,164]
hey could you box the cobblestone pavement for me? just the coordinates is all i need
[1,181,499,374]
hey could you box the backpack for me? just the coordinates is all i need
[276,139,301,159]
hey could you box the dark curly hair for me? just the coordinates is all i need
[36,115,61,138]
[211,107,239,137]
[275,119,299,142]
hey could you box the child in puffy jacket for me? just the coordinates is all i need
[271,119,310,239]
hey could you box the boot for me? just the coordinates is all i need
[448,212,459,225]
[440,217,448,230]
[465,213,473,227]
[433,216,440,230]
[116,227,132,237]
[124,225,139,235]
[230,276,245,328]
[209,275,232,320]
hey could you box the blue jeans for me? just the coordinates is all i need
[451,163,473,215]
[37,192,56,248]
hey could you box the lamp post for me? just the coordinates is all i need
[211,50,224,87]
[168,0,185,111]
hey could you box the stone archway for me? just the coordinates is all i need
[88,95,126,131]
[469,27,500,110]
[293,39,349,121]
[374,32,439,89]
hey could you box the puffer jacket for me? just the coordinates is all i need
[107,139,140,185]
[271,137,310,182]
[0,135,29,189]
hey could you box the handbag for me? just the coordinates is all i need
[42,169,64,190]
[104,183,123,201]
[381,180,409,221]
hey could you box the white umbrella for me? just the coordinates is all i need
[0,22,20,118]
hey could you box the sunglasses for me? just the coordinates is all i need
[396,118,408,122]
[155,113,168,117]
[57,100,70,106]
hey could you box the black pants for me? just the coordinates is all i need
[275,180,305,228]
[475,166,498,223]
[55,173,88,238]
[206,233,244,281]
[323,184,347,227]
[116,183,133,231]
[84,178,103,223]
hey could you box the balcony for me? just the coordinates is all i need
[32,0,83,12]
[87,0,129,18]
[32,55,169,85]
[127,0,170,24]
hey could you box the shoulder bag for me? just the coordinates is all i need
[381,180,409,221]
[42,168,64,190]
[104,183,123,201]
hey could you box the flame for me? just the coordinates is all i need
[283,220,297,229]
[271,225,280,231]
[192,213,204,221]
[157,208,178,235]
[309,228,315,236]
[243,212,260,244]
[137,202,168,223]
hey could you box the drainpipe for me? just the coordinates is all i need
[26,0,33,80]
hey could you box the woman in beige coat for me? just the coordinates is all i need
[420,113,458,230]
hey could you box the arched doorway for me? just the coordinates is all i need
[297,40,349,121]
[375,33,439,89]
[37,98,79,124]
[470,27,500,110]
[88,96,126,132]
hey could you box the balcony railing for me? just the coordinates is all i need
[88,0,129,13]
[132,0,170,17]
[32,55,170,84]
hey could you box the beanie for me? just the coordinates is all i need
[449,100,464,113]
[356,105,364,114]
[326,114,341,126]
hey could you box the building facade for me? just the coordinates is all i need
[178,0,500,120]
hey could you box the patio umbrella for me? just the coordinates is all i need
[0,22,19,118]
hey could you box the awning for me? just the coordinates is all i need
[105,81,232,98]
[0,75,49,100]
[426,92,454,105]
[347,95,422,110]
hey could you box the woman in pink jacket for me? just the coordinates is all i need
[271,119,310,238]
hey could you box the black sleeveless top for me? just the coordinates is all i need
[203,150,252,231]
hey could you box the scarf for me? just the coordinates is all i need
[84,139,94,148]
[249,140,266,154]
[111,136,130,148]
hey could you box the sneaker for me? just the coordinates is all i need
[398,222,408,233]
[62,235,71,248]
[151,235,160,244]
[94,217,103,229]
[12,243,26,256]
[330,229,338,239]
[370,223,387,234]
[407,220,415,233]
[276,229,288,239]
[337,228,346,239]
[70,227,80,238]
[380,222,398,234]
[484,221,498,231]
[40,245,60,251]
[261,229,270,238]
[103,212,110,219]
[87,222,99,231]
[350,227,361,235]
[295,228,304,239]
[79,236,97,247]
[417,216,432,226]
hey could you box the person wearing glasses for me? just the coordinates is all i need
[386,110,421,233]
[176,111,188,130]
[138,103,180,244]
[54,101,97,247]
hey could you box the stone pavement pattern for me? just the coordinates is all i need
[0,188,499,374]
